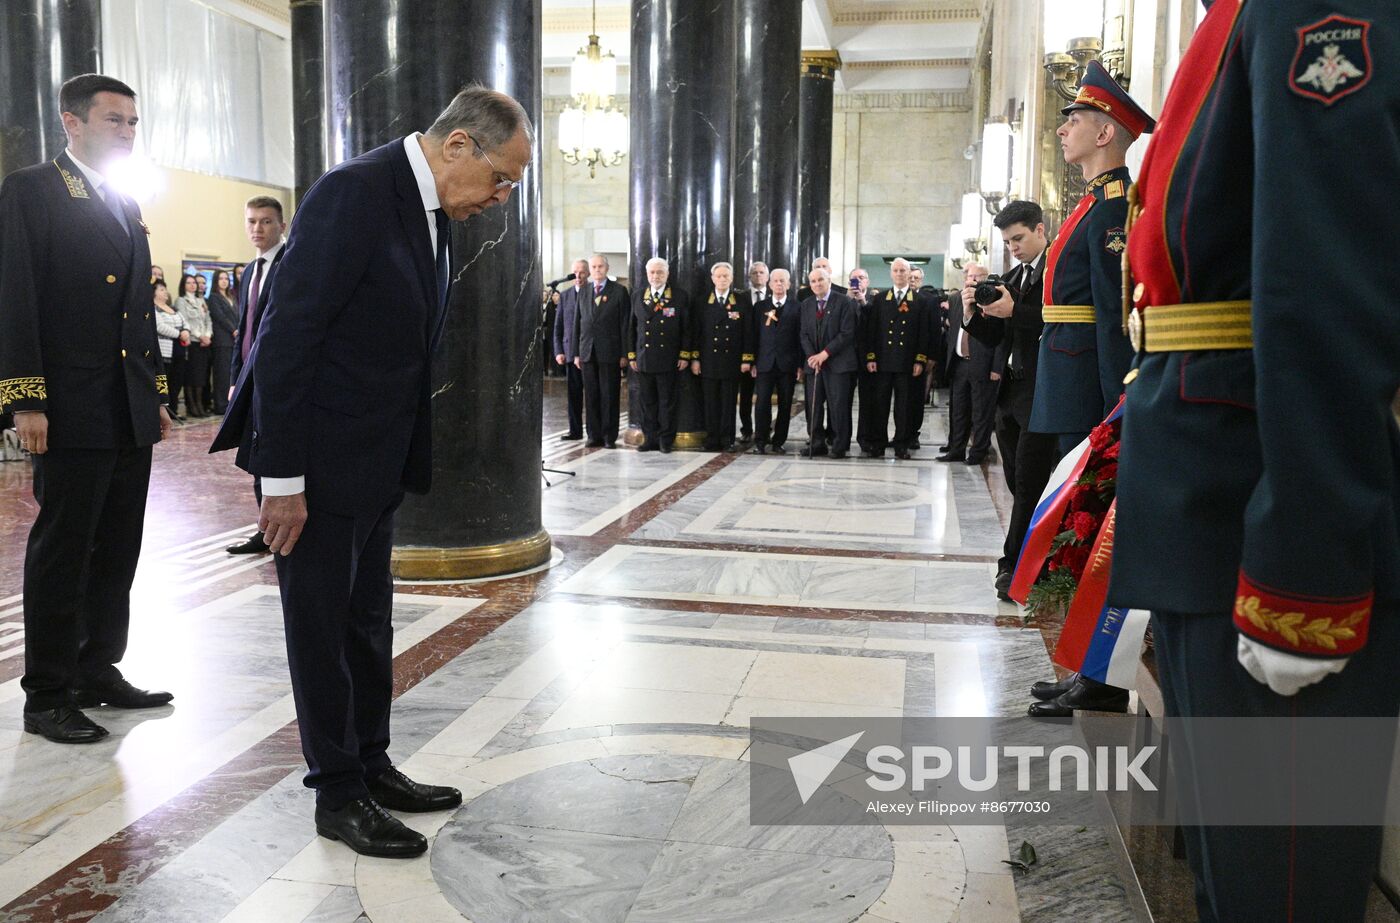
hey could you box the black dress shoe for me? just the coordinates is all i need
[770,444,788,455]
[938,444,950,452]
[909,440,921,450]
[965,454,987,465]
[226,532,269,555]
[829,449,848,459]
[367,766,463,813]
[935,451,965,462]
[315,798,427,858]
[703,443,722,453]
[585,439,604,448]
[23,706,109,744]
[994,569,1013,601]
[71,678,173,709]
[1030,672,1078,701]
[1028,676,1129,717]
[638,442,659,452]
[862,450,882,459]
[561,433,584,441]
[750,444,768,455]
[604,440,616,449]
[800,445,828,458]
[895,450,912,460]
[659,443,673,454]
[723,443,740,453]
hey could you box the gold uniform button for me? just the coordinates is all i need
[1123,368,1140,385]
[144,350,151,357]
[122,312,127,319]
[121,349,127,358]
[106,275,117,284]
[144,313,150,319]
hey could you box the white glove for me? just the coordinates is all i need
[1236,635,1348,696]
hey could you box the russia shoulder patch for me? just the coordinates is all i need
[1105,227,1126,255]
[1291,15,1372,106]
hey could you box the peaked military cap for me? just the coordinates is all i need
[1061,60,1157,138]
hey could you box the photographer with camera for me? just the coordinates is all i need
[937,263,998,465]
[962,201,1057,599]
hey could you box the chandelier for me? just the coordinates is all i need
[557,0,627,178]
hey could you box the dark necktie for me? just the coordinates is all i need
[434,208,451,310]
[816,299,826,320]
[241,257,265,362]
[595,283,603,299]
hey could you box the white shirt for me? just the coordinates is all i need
[752,288,766,302]
[262,139,437,499]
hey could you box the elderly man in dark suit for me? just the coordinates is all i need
[552,258,588,440]
[225,195,287,556]
[212,85,534,859]
[0,74,173,745]
[749,268,803,454]
[574,253,630,447]
[938,262,999,465]
[963,201,1054,598]
[799,267,858,459]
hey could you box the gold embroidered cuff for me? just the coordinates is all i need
[741,353,755,362]
[156,374,169,396]
[915,354,928,363]
[1042,305,1096,324]
[0,376,46,411]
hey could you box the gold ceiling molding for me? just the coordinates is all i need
[231,0,291,22]
[832,7,981,25]
[843,58,972,71]
[543,6,630,34]
[800,50,842,80]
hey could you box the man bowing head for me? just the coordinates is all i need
[211,85,533,858]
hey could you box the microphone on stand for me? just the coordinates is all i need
[545,274,579,288]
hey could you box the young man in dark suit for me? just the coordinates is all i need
[574,253,629,447]
[552,258,588,440]
[749,268,803,454]
[0,74,173,744]
[799,268,858,459]
[212,86,534,859]
[963,201,1055,599]
[225,195,287,556]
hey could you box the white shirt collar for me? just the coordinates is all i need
[65,148,107,195]
[403,133,441,214]
[715,289,730,301]
[256,240,285,262]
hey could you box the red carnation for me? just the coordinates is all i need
[1089,424,1112,452]
[1103,441,1121,460]
[1071,511,1098,541]
[1098,462,1119,482]
[1058,543,1092,577]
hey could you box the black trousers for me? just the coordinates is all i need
[211,345,233,413]
[564,361,585,436]
[638,369,679,448]
[993,383,1057,573]
[1152,606,1400,923]
[806,369,853,452]
[946,356,997,456]
[870,371,915,453]
[22,444,152,710]
[275,494,402,807]
[855,368,879,450]
[736,369,755,438]
[163,354,186,416]
[184,344,210,415]
[581,359,619,443]
[907,366,930,442]
[753,369,797,448]
[701,376,738,449]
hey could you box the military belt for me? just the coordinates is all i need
[1041,304,1095,324]
[1128,300,1252,353]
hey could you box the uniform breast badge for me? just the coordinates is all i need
[1106,228,1127,254]
[1291,16,1372,105]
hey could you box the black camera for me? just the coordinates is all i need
[973,274,1009,307]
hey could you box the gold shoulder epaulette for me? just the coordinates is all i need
[1104,180,1125,200]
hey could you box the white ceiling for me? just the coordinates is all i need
[541,0,985,94]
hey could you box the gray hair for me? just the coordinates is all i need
[571,257,589,269]
[770,268,791,283]
[710,261,733,274]
[812,256,832,269]
[426,84,535,150]
[646,257,669,271]
[891,257,912,271]
[808,267,832,282]
[590,253,610,269]
[748,261,768,273]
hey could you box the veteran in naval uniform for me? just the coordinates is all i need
[628,257,694,453]
[0,74,173,745]
[1108,2,1400,920]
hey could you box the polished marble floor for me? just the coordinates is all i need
[0,383,1325,922]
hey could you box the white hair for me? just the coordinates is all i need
[770,268,791,282]
[748,261,768,272]
[711,261,733,274]
[891,257,911,270]
[808,267,832,282]
[646,257,669,271]
[812,256,832,268]
[590,253,610,269]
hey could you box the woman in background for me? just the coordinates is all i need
[207,269,239,415]
[153,279,189,421]
[175,273,212,418]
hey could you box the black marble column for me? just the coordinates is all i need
[629,0,736,449]
[0,0,101,177]
[289,0,325,206]
[326,0,547,579]
[796,51,839,280]
[733,0,801,278]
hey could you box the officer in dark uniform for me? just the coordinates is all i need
[749,268,803,454]
[692,261,754,452]
[861,258,930,459]
[0,74,173,744]
[1021,61,1155,718]
[628,256,694,453]
[1109,3,1398,920]
[1029,60,1152,458]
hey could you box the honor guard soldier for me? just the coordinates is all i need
[692,261,754,452]
[1029,60,1153,458]
[0,74,173,744]
[1107,2,1399,920]
[628,257,694,453]
[861,258,930,459]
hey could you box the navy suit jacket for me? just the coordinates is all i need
[576,279,629,364]
[552,284,581,358]
[799,291,858,374]
[228,247,285,385]
[211,139,448,517]
[752,296,804,374]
